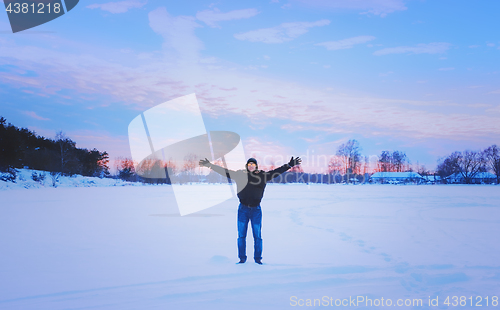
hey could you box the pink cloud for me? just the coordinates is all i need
[234,19,330,44]
[87,0,147,14]
[1,9,499,150]
[293,0,407,17]
[196,8,259,28]
[374,43,451,56]
[243,136,295,168]
[22,111,50,121]
[316,36,376,50]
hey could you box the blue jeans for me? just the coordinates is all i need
[237,203,262,261]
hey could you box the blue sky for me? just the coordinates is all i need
[1,0,500,173]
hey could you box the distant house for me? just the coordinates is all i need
[422,175,441,184]
[446,172,497,184]
[370,172,423,184]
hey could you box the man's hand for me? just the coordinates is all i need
[199,158,212,168]
[288,156,302,167]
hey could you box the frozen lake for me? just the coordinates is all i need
[1,184,499,309]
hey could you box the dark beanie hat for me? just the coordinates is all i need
[246,157,258,168]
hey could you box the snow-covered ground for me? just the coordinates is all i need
[0,169,141,190]
[1,184,499,309]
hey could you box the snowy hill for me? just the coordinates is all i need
[0,169,142,190]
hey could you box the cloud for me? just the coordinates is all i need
[486,105,500,114]
[243,136,294,167]
[299,135,323,143]
[438,67,454,71]
[149,7,203,64]
[263,55,271,60]
[199,57,217,64]
[373,42,451,56]
[87,0,146,14]
[2,13,500,152]
[196,8,259,28]
[486,43,495,47]
[316,35,375,50]
[4,41,500,145]
[22,111,50,121]
[292,0,407,17]
[379,71,394,77]
[234,19,330,44]
[281,123,349,134]
[467,103,491,108]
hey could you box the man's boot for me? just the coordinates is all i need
[237,258,246,264]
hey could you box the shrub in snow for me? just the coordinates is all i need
[0,168,17,182]
[50,171,60,187]
[31,171,46,183]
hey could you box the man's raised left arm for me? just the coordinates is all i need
[264,156,302,182]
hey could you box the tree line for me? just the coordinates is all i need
[114,139,417,184]
[327,140,412,175]
[0,117,110,179]
[4,114,496,185]
[328,139,499,184]
[71,137,500,185]
[437,146,500,184]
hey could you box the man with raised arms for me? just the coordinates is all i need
[199,156,301,265]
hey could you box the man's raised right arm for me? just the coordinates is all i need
[199,158,237,178]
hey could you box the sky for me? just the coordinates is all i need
[1,0,500,173]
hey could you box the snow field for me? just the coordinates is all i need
[0,184,499,309]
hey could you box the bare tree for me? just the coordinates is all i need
[377,150,409,172]
[181,154,197,173]
[55,131,76,175]
[392,151,408,172]
[336,139,362,175]
[417,163,430,176]
[484,145,500,184]
[116,157,136,181]
[327,155,342,174]
[290,164,303,173]
[362,156,369,175]
[136,158,165,182]
[456,150,486,184]
[206,159,225,183]
[437,152,460,180]
[163,158,177,181]
[377,150,392,172]
[180,154,199,183]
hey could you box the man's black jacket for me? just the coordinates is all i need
[209,163,291,207]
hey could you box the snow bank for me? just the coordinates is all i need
[0,169,142,190]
